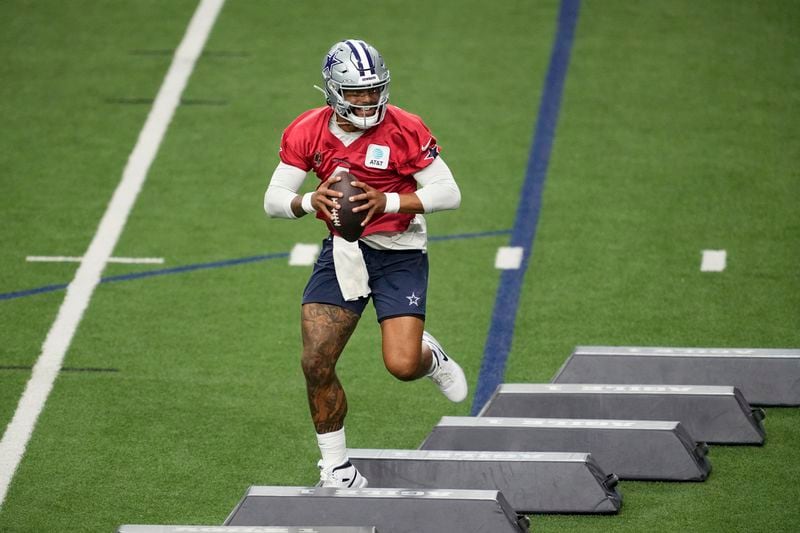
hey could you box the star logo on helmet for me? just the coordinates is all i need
[323,53,343,75]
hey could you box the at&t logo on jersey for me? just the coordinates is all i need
[365,144,390,169]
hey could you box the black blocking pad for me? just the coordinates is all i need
[349,448,621,513]
[478,384,765,444]
[117,525,379,533]
[419,416,710,481]
[552,346,800,406]
[223,486,530,533]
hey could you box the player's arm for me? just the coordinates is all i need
[264,162,343,219]
[350,157,461,225]
[410,156,461,212]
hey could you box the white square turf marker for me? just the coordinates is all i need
[701,250,727,272]
[289,243,321,266]
[495,246,524,270]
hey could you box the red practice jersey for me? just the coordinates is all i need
[279,104,441,237]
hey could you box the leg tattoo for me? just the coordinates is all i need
[301,303,359,434]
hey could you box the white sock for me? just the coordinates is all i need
[317,427,348,469]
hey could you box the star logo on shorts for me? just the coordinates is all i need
[406,292,421,306]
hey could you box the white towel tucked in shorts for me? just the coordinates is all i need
[332,235,370,301]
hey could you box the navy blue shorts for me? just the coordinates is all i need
[302,237,428,322]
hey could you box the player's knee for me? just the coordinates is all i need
[301,350,336,384]
[384,353,422,381]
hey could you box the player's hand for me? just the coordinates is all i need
[350,180,387,226]
[313,174,344,220]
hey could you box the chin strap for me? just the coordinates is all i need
[313,84,327,98]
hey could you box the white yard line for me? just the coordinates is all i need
[27,256,165,264]
[0,0,226,508]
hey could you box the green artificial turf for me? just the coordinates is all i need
[1,0,798,532]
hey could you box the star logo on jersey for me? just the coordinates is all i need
[406,292,421,306]
[322,53,343,75]
[424,144,440,161]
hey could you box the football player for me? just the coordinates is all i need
[264,38,467,488]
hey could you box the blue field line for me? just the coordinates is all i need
[1,228,510,302]
[100,252,290,285]
[0,283,71,302]
[470,0,581,415]
[429,228,511,242]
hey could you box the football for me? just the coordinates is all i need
[327,171,367,242]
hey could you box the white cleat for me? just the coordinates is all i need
[424,331,468,403]
[317,459,368,488]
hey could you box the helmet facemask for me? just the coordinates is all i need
[317,39,391,129]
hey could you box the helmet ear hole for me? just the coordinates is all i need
[326,80,338,95]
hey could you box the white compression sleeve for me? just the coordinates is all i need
[264,162,308,218]
[413,157,461,213]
